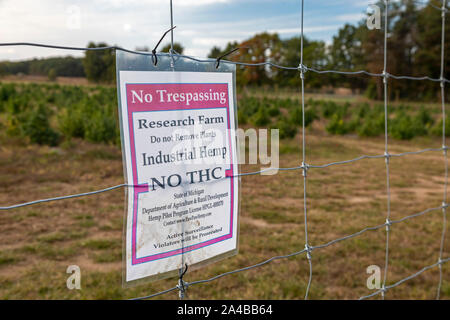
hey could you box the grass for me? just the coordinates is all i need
[0,82,447,148]
[91,250,122,263]
[0,84,448,299]
[0,251,19,266]
[20,243,78,261]
[0,129,447,300]
[81,239,120,250]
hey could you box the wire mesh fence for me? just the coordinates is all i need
[0,0,448,300]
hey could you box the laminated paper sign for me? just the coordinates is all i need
[117,60,239,284]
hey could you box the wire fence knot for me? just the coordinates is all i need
[384,152,390,164]
[215,47,245,69]
[301,162,309,177]
[298,63,308,78]
[177,279,189,299]
[385,219,392,232]
[382,71,390,83]
[150,26,177,66]
[177,263,189,299]
[305,244,312,260]
[380,285,387,298]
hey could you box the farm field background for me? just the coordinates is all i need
[0,79,449,299]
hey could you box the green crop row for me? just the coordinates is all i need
[0,82,446,147]
[0,82,119,146]
[238,95,446,140]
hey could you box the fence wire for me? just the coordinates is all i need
[1,42,449,83]
[437,0,449,300]
[0,0,449,300]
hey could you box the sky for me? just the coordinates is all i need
[0,0,374,61]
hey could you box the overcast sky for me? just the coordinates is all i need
[0,0,374,61]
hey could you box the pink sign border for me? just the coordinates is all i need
[124,83,236,265]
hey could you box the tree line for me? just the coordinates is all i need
[0,1,448,101]
[0,56,85,79]
[0,42,181,84]
[208,1,449,100]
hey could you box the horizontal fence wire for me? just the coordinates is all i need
[0,147,444,211]
[0,42,449,83]
[130,204,449,300]
[437,0,449,300]
[0,0,449,300]
[359,257,450,300]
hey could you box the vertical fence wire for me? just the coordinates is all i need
[170,0,174,53]
[167,0,186,300]
[169,0,175,70]
[381,0,392,300]
[299,0,313,300]
[437,0,448,300]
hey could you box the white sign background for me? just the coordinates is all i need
[118,71,239,284]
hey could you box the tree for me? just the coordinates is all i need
[160,42,184,54]
[201,0,450,99]
[210,34,281,86]
[207,46,222,59]
[47,68,57,82]
[329,23,367,93]
[274,36,329,88]
[416,2,450,100]
[135,46,150,52]
[360,0,387,100]
[236,33,281,86]
[207,42,240,62]
[389,0,419,100]
[0,57,85,78]
[83,42,115,83]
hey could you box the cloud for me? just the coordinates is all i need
[268,25,343,35]
[0,48,15,54]
[335,13,365,22]
[0,0,368,61]
[93,0,229,8]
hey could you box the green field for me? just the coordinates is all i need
[0,82,448,147]
[0,81,449,299]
